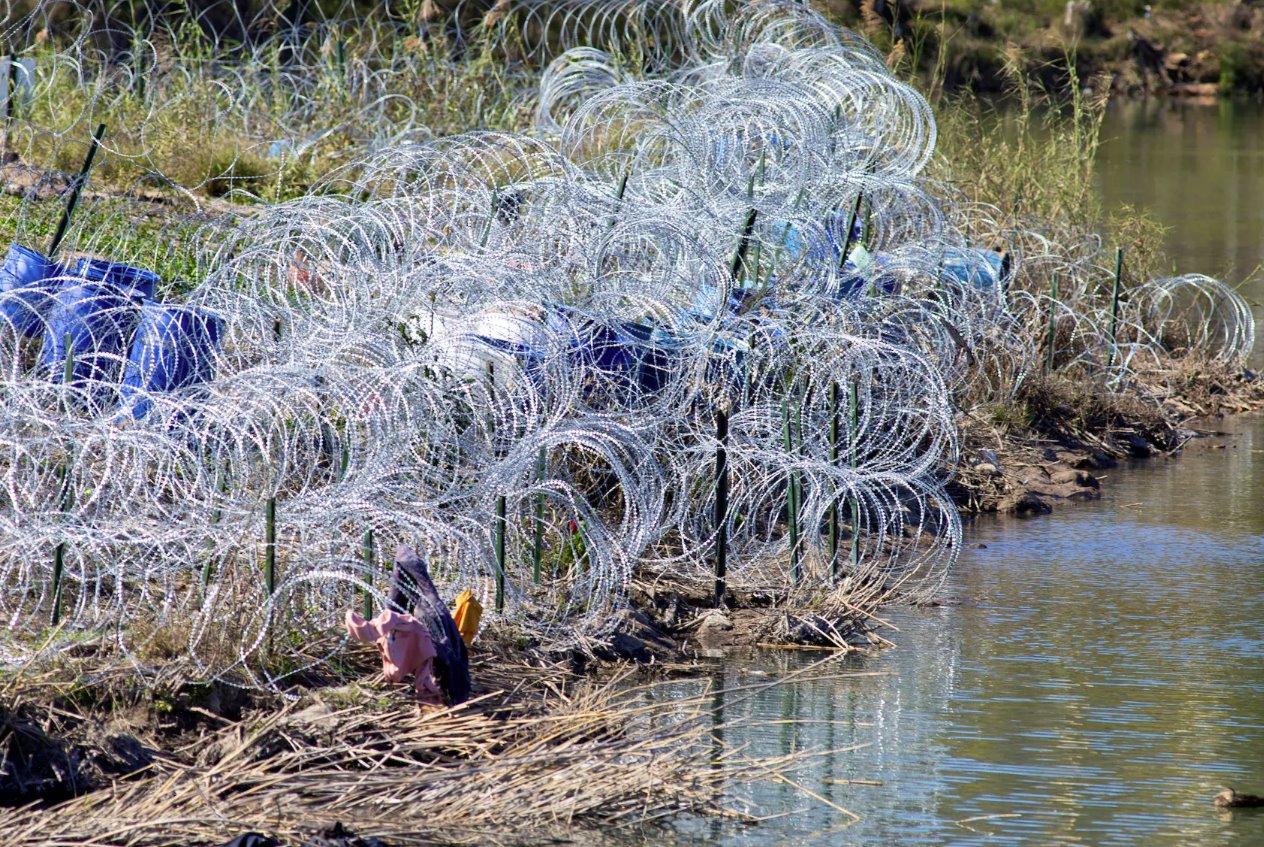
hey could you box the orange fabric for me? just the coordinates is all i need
[452,590,482,647]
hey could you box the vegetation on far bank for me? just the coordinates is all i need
[816,0,1264,95]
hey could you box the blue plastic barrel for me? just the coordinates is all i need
[0,243,66,336]
[117,303,225,420]
[546,308,679,397]
[39,283,140,405]
[74,258,160,300]
[939,248,1005,289]
[775,211,864,267]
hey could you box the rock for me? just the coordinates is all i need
[604,631,650,661]
[287,703,338,730]
[1163,51,1189,71]
[974,462,1000,477]
[594,608,678,661]
[1056,449,1117,470]
[696,610,734,639]
[776,613,844,646]
[1050,468,1098,488]
[1120,432,1154,457]
[998,491,1053,516]
[1214,787,1264,809]
[92,733,154,778]
[1165,82,1220,98]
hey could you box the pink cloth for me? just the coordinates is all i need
[345,609,442,704]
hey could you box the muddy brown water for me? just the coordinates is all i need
[626,103,1264,846]
[640,417,1264,847]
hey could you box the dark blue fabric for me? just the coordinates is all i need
[0,243,65,337]
[117,302,224,420]
[387,545,471,704]
[74,257,160,299]
[217,835,281,847]
[39,283,140,408]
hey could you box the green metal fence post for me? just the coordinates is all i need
[532,447,545,584]
[495,495,506,612]
[202,458,226,593]
[51,335,75,625]
[1107,247,1123,371]
[48,123,106,259]
[849,380,860,573]
[782,398,800,586]
[1046,271,1059,374]
[264,496,276,596]
[361,528,375,618]
[829,380,840,583]
[714,404,729,608]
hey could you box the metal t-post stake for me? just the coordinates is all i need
[829,381,840,583]
[48,123,106,259]
[532,447,545,584]
[849,380,859,572]
[713,404,729,608]
[1106,247,1123,372]
[1046,271,1059,374]
[51,335,74,625]
[361,528,375,618]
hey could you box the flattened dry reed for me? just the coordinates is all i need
[0,670,811,847]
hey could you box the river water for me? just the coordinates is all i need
[1095,98,1264,367]
[645,103,1264,846]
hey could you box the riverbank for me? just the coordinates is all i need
[955,360,1264,516]
[815,0,1264,97]
[0,588,882,847]
[3,6,1263,844]
[6,380,1260,847]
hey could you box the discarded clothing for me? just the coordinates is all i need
[344,608,442,704]
[387,545,472,704]
[452,589,482,647]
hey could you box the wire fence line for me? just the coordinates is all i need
[0,1,1252,686]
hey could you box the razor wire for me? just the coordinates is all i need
[0,1,1255,684]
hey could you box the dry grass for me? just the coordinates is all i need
[0,652,829,847]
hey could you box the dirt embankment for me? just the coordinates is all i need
[954,362,1264,517]
[817,0,1264,97]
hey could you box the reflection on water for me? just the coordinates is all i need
[1096,99,1264,283]
[1095,99,1264,367]
[644,416,1264,846]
